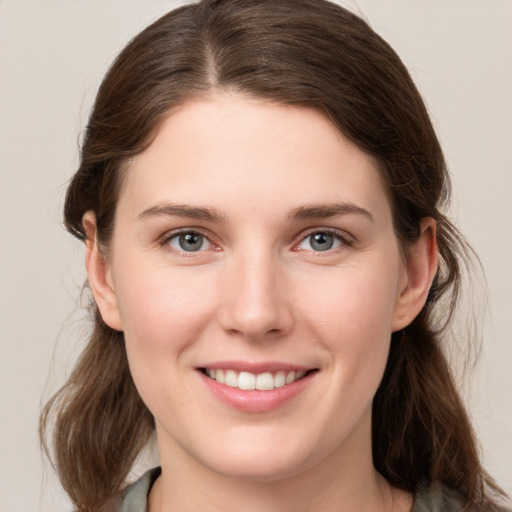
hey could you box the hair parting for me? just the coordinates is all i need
[41,1,508,510]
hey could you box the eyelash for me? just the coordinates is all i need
[158,227,354,255]
[159,229,217,254]
[295,227,354,253]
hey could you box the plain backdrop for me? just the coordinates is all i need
[0,1,511,511]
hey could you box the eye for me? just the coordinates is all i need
[296,230,349,252]
[166,231,212,252]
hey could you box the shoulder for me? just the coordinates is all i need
[111,467,161,512]
[413,483,511,512]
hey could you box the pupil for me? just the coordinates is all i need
[179,233,203,251]
[311,232,333,251]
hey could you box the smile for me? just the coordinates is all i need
[201,368,309,390]
[197,363,319,412]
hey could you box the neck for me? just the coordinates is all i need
[148,412,410,512]
[150,467,393,512]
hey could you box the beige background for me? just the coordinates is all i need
[0,1,511,510]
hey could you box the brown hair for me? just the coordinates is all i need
[40,0,507,510]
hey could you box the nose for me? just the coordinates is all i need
[217,249,294,341]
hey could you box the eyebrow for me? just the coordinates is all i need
[286,203,374,223]
[137,203,227,223]
[137,201,373,224]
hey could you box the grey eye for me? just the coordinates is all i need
[168,232,210,252]
[309,232,334,251]
[297,231,343,252]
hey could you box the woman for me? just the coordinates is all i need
[40,0,509,510]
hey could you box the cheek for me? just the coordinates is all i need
[302,261,400,343]
[113,265,221,421]
[299,259,401,391]
[113,264,218,359]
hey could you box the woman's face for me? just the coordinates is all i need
[88,93,432,481]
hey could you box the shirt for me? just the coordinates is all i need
[114,467,505,512]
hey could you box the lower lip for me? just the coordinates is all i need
[198,370,316,413]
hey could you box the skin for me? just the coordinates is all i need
[84,93,437,512]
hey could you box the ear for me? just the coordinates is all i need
[83,211,123,331]
[392,217,438,332]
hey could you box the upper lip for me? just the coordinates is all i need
[197,361,316,373]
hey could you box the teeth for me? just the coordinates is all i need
[285,371,296,384]
[274,371,286,388]
[225,369,238,387]
[238,371,256,390]
[255,372,274,391]
[204,368,310,390]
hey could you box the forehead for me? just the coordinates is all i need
[119,93,392,224]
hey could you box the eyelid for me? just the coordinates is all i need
[157,226,354,253]
[293,226,355,251]
[159,228,219,253]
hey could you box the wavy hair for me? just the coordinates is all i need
[41,1,506,510]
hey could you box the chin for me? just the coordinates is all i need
[204,453,311,483]
[188,427,325,483]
